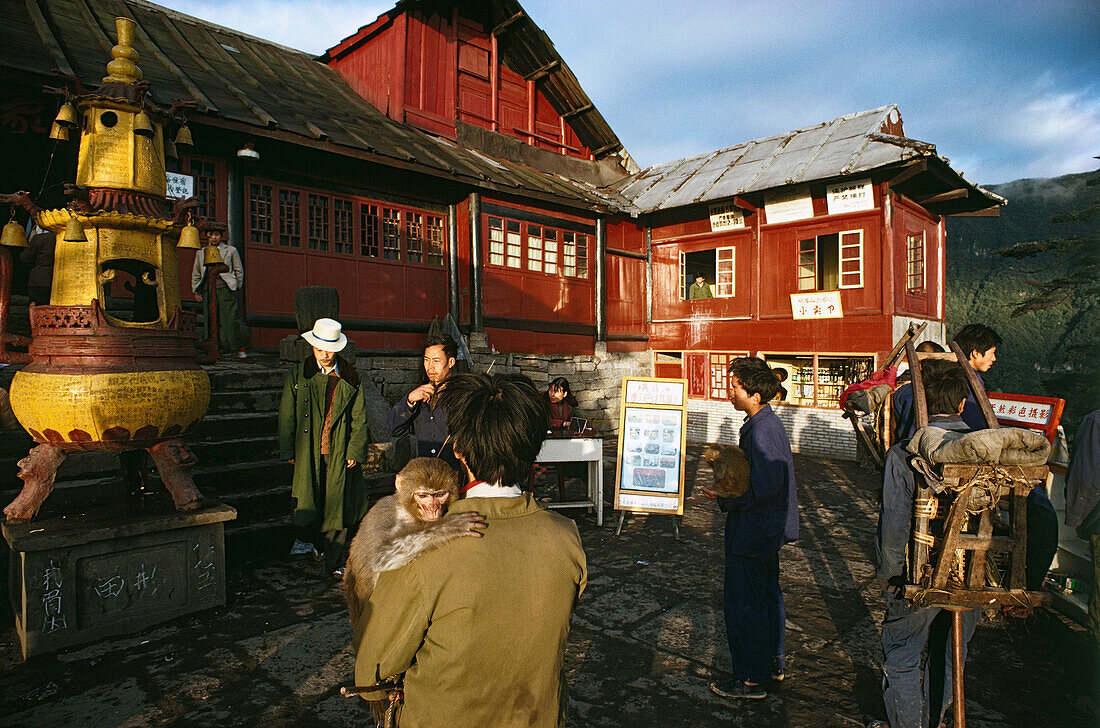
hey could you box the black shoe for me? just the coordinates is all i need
[709,680,766,700]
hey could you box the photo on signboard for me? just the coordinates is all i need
[619,405,682,495]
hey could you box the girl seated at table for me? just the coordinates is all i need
[547,377,579,431]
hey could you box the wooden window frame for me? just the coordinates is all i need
[763,353,875,407]
[680,246,736,300]
[797,229,864,292]
[243,177,446,269]
[906,232,925,293]
[485,215,591,281]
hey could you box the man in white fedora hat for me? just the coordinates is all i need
[278,318,369,577]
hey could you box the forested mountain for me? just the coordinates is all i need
[946,169,1098,438]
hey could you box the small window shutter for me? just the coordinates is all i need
[715,247,735,297]
[839,230,863,289]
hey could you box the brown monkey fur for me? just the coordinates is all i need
[343,457,487,625]
[702,444,751,498]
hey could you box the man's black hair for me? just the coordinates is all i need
[916,340,945,353]
[423,333,457,360]
[727,357,781,402]
[922,360,969,416]
[438,373,549,487]
[952,324,1001,359]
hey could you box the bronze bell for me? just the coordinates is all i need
[133,110,155,137]
[165,138,178,159]
[54,102,78,128]
[202,243,224,266]
[1,218,28,248]
[174,124,193,147]
[177,222,201,249]
[63,215,87,243]
[49,122,70,141]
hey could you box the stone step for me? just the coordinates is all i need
[203,366,287,391]
[208,388,282,414]
[192,412,278,441]
[190,436,279,467]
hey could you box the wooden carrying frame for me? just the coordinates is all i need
[901,338,1048,610]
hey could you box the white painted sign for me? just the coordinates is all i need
[988,398,1053,427]
[826,178,874,214]
[709,202,745,231]
[625,379,685,406]
[790,291,843,319]
[764,188,814,224]
[166,172,194,201]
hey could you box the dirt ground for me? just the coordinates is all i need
[1,444,1097,727]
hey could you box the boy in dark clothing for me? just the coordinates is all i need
[891,340,945,443]
[949,324,1057,590]
[702,357,797,700]
[872,362,978,728]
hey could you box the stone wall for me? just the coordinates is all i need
[354,342,651,438]
[354,344,858,461]
[686,397,858,461]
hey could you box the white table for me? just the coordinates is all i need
[535,437,604,526]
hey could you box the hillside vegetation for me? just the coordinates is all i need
[946,170,1099,437]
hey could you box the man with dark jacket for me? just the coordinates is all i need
[872,362,978,728]
[387,334,459,471]
[702,357,797,700]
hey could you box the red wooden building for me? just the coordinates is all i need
[1,0,1000,425]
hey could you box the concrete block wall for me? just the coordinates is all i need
[354,344,650,437]
[355,345,856,460]
[687,399,858,461]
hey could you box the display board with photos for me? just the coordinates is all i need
[613,377,688,516]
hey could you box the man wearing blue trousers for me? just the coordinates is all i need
[702,356,798,700]
[871,362,979,728]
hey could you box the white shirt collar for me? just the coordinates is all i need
[318,360,339,376]
[463,482,523,498]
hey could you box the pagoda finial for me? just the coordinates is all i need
[103,17,144,84]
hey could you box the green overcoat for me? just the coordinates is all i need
[278,356,369,532]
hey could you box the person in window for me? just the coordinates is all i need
[546,377,578,431]
[688,273,714,299]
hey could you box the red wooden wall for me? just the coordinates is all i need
[326,6,593,159]
[605,218,647,351]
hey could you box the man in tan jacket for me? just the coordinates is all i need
[354,373,587,728]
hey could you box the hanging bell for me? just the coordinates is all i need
[54,102,78,128]
[63,215,87,243]
[174,124,193,147]
[49,122,70,141]
[1,219,28,248]
[133,110,155,137]
[177,222,201,249]
[203,244,224,266]
[165,138,178,159]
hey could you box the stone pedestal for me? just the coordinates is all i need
[3,501,236,659]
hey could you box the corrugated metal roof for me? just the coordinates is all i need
[611,106,1003,215]
[0,0,632,213]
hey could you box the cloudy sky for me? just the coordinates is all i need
[165,0,1098,185]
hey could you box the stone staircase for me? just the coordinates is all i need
[0,355,397,562]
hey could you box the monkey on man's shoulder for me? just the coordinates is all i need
[343,458,487,625]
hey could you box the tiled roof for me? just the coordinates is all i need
[1,0,632,212]
[611,106,1003,215]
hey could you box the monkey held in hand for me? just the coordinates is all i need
[343,458,486,624]
[702,444,751,498]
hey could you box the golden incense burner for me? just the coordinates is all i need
[2,17,209,520]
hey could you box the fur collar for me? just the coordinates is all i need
[302,354,359,386]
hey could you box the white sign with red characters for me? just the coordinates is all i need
[790,291,843,319]
[988,398,1053,427]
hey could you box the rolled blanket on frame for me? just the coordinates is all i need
[906,425,1051,467]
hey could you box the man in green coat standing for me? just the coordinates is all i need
[279,318,369,577]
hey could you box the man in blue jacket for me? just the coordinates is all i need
[871,361,979,728]
[702,356,797,700]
